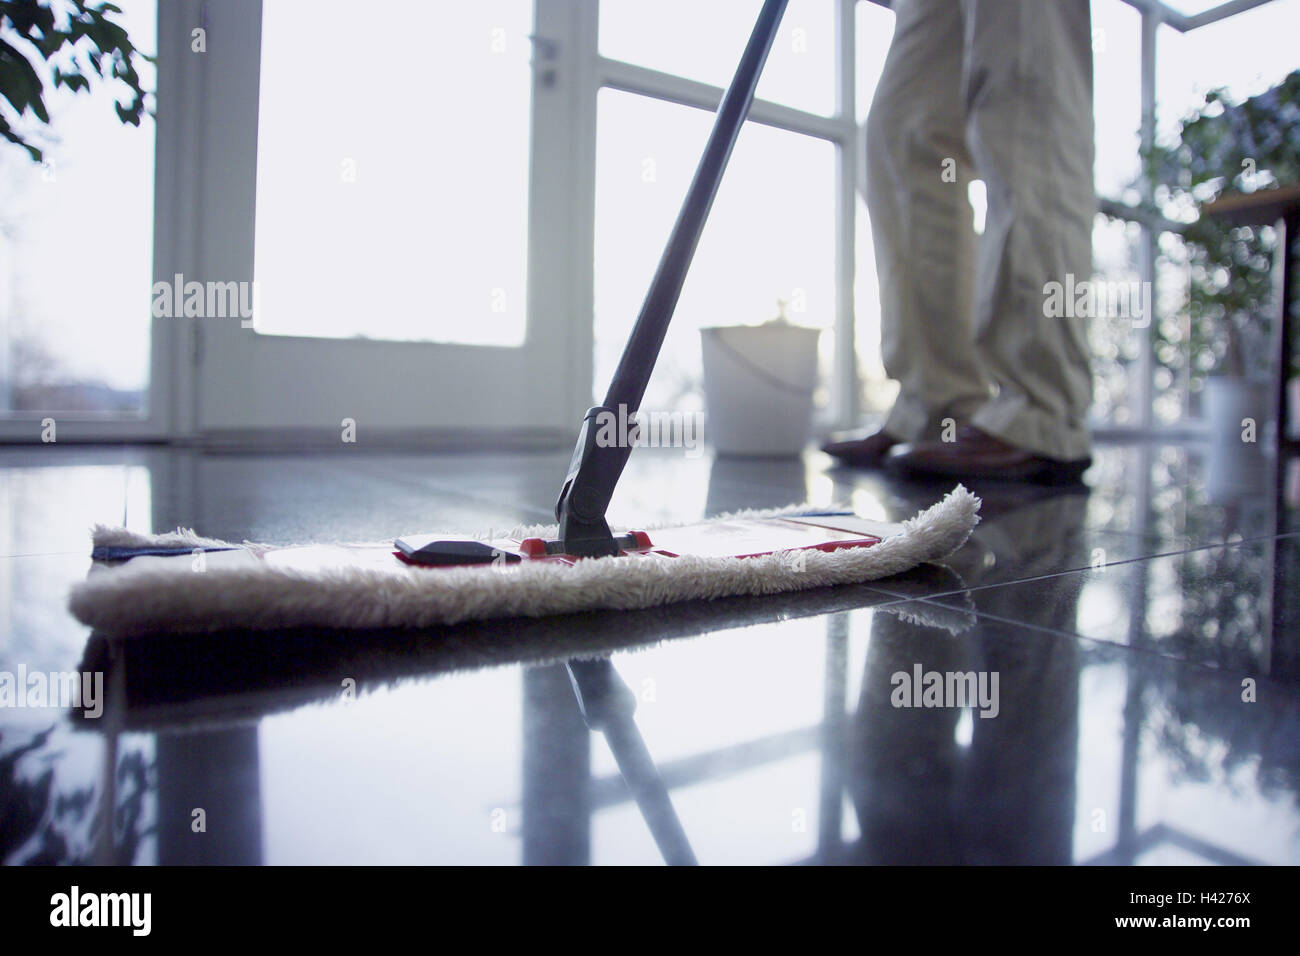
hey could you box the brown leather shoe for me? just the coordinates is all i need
[887,425,1090,485]
[821,428,901,466]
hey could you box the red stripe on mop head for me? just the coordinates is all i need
[68,486,980,636]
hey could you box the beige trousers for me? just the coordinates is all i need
[864,0,1096,460]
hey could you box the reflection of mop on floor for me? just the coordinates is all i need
[74,589,981,864]
[564,580,981,867]
[68,0,978,637]
[73,567,978,734]
[567,658,698,866]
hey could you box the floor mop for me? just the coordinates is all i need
[68,0,979,638]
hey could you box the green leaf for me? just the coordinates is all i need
[0,0,153,162]
[0,39,51,122]
[0,113,41,161]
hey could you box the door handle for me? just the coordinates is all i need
[528,33,560,87]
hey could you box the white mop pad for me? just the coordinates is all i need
[68,486,979,636]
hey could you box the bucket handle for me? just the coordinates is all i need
[709,333,817,396]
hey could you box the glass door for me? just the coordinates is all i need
[181,0,591,441]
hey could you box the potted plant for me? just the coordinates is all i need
[1141,71,1300,443]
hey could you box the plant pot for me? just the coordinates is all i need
[700,323,821,456]
[1203,376,1269,445]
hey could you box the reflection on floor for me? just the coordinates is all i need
[1,440,1297,865]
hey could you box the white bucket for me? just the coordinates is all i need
[700,323,821,456]
[1203,376,1269,444]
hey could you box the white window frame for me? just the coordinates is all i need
[579,0,862,428]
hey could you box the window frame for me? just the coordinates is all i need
[586,0,862,428]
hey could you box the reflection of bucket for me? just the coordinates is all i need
[701,324,821,456]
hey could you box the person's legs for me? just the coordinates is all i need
[864,0,989,444]
[961,0,1096,461]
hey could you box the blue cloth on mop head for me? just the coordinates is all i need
[92,545,241,562]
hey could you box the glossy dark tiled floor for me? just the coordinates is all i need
[1,440,1297,865]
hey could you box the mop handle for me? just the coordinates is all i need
[554,0,787,555]
[601,0,788,414]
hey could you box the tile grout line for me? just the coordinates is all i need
[908,597,1300,689]
[868,529,1300,605]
